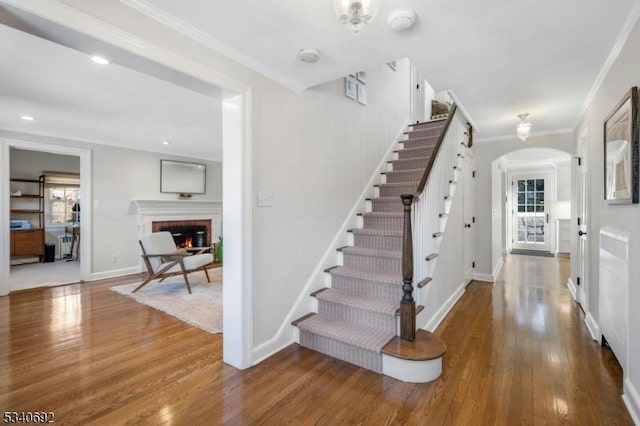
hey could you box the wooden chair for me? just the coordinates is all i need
[134,231,214,294]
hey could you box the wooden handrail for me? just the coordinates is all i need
[399,194,416,341]
[414,104,458,195]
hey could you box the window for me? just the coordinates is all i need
[50,187,80,224]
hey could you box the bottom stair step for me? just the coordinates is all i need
[296,314,395,373]
[382,329,447,361]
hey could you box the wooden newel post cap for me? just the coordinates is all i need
[400,194,414,206]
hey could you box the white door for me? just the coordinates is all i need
[576,127,590,307]
[511,174,551,252]
[462,151,475,283]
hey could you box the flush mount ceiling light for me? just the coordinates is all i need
[20,115,35,121]
[517,113,532,141]
[388,9,416,32]
[334,0,380,34]
[91,55,110,65]
[298,48,320,63]
[162,140,171,145]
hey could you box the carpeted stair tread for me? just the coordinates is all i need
[329,266,401,283]
[389,157,431,170]
[350,228,402,237]
[297,314,395,352]
[340,246,401,259]
[360,211,404,218]
[315,288,398,315]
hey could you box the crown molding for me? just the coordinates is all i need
[475,128,574,144]
[120,0,306,94]
[576,0,640,125]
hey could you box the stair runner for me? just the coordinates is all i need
[294,119,448,373]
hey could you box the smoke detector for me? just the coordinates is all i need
[299,48,320,63]
[388,9,416,32]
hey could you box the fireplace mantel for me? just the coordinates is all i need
[130,200,222,217]
[131,199,222,244]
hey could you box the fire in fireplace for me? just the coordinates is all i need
[160,225,207,248]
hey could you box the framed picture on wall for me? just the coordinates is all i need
[345,75,357,100]
[357,82,367,105]
[604,86,639,204]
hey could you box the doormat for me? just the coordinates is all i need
[510,249,555,257]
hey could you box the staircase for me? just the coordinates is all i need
[293,118,451,381]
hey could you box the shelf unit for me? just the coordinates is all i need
[10,176,45,259]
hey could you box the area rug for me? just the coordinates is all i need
[110,267,223,334]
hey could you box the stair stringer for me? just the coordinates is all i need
[252,119,409,364]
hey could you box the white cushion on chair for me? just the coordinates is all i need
[158,253,214,274]
[141,231,214,274]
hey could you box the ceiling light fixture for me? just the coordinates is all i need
[91,55,110,65]
[334,0,380,34]
[388,9,417,32]
[162,140,171,146]
[517,113,532,141]
[21,115,34,121]
[298,48,320,63]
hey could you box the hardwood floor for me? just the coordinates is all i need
[0,255,633,424]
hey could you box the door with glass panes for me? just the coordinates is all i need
[512,174,551,251]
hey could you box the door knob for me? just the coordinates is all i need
[465,223,471,228]
[578,230,587,236]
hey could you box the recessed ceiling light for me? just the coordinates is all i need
[162,141,171,145]
[91,55,110,65]
[21,115,34,121]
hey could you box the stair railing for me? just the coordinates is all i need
[400,104,461,341]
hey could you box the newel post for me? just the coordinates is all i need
[400,194,416,341]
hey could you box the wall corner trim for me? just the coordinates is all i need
[584,311,601,342]
[623,379,640,425]
[566,278,577,301]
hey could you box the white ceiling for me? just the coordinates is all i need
[0,21,223,160]
[123,0,638,140]
[1,0,637,157]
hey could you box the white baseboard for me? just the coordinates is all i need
[584,311,600,342]
[492,257,504,280]
[88,266,140,282]
[473,273,494,282]
[473,257,504,282]
[252,119,410,365]
[423,281,466,332]
[566,278,577,301]
[623,379,640,425]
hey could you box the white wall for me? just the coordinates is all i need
[2,130,222,275]
[473,133,574,276]
[251,62,411,353]
[574,16,640,417]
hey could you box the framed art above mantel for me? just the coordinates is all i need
[604,86,639,204]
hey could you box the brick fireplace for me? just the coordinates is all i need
[131,200,222,267]
[152,219,211,248]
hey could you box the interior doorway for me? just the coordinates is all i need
[8,147,82,291]
[0,3,253,369]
